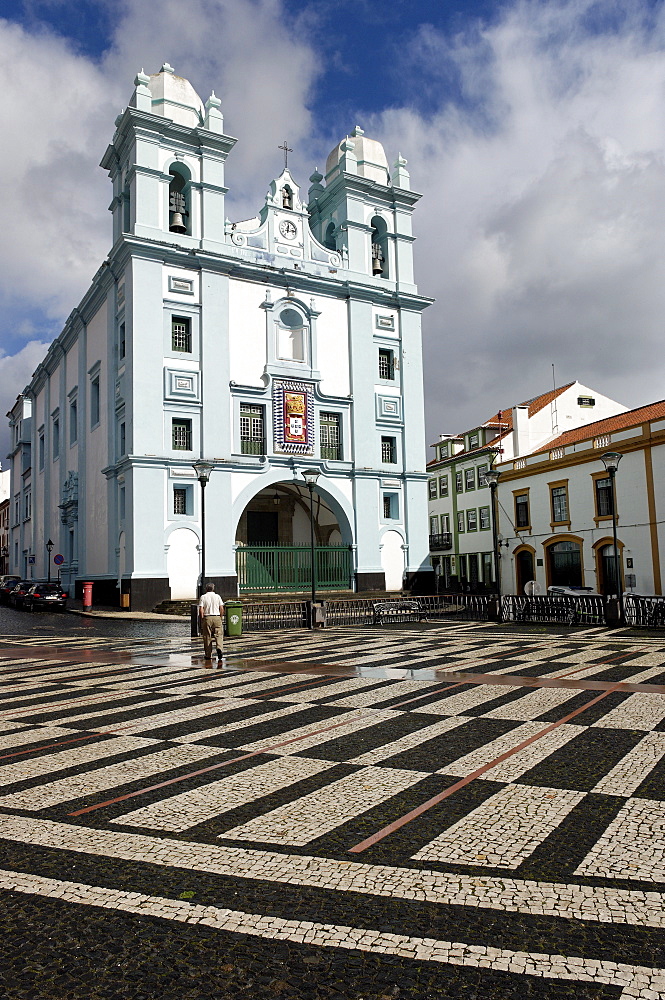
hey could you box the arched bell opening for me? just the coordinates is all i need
[235,482,353,593]
[324,221,337,251]
[370,215,389,278]
[168,165,191,234]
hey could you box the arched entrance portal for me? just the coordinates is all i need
[594,539,624,597]
[235,483,353,593]
[545,538,583,588]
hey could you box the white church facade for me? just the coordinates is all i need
[7,65,432,610]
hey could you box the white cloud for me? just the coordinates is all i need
[370,0,665,442]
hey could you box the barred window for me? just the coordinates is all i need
[381,436,396,464]
[378,349,394,380]
[174,487,188,515]
[172,317,192,353]
[320,412,342,461]
[172,418,192,451]
[240,404,265,455]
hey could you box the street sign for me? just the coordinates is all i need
[28,555,35,564]
[54,554,64,565]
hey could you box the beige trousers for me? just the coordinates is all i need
[201,615,224,658]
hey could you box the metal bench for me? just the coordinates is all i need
[372,600,422,625]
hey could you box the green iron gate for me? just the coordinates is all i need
[236,545,353,593]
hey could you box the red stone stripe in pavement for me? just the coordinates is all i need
[347,683,624,854]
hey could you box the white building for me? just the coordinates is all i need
[427,382,626,590]
[7,65,432,609]
[494,400,665,596]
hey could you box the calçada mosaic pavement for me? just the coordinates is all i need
[0,618,664,998]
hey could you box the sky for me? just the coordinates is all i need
[2,0,665,462]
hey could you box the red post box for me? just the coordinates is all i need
[82,582,93,610]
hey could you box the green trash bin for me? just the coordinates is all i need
[225,601,243,637]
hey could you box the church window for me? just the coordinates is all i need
[172,418,192,451]
[38,430,45,471]
[381,436,396,464]
[90,376,100,428]
[277,308,306,362]
[378,349,394,380]
[69,399,78,446]
[171,317,191,353]
[240,404,265,455]
[119,486,126,522]
[324,222,336,250]
[119,421,126,457]
[384,494,398,519]
[320,412,341,461]
[119,322,126,360]
[52,417,60,460]
[168,168,189,234]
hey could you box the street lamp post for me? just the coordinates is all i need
[601,451,623,624]
[302,468,321,629]
[484,468,502,602]
[46,538,54,584]
[193,461,214,598]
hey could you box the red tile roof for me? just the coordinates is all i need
[534,399,665,453]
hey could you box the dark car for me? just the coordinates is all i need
[23,584,68,612]
[0,576,20,603]
[9,581,38,609]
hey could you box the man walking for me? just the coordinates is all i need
[198,583,224,662]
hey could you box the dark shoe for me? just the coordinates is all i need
[216,648,223,657]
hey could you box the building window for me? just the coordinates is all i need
[119,421,126,456]
[595,477,613,517]
[439,475,448,497]
[172,418,192,451]
[119,486,126,522]
[457,511,465,533]
[455,471,463,493]
[430,515,439,534]
[551,485,569,523]
[515,493,530,528]
[320,412,342,461]
[23,492,31,521]
[384,494,398,519]
[480,506,490,530]
[119,321,126,360]
[38,431,45,471]
[378,349,395,380]
[381,436,396,464]
[467,508,477,531]
[69,400,78,445]
[468,432,479,450]
[438,443,448,460]
[90,376,100,427]
[240,404,265,455]
[171,317,191,353]
[173,486,192,516]
[477,465,488,488]
[428,479,437,500]
[13,495,20,526]
[465,469,475,491]
[52,418,60,460]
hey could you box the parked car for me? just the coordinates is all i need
[9,580,38,609]
[23,583,68,612]
[0,576,20,603]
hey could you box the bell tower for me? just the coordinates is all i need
[308,126,418,292]
[101,63,236,252]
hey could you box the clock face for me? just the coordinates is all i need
[279,219,297,240]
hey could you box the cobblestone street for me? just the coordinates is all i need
[0,612,664,998]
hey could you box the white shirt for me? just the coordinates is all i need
[199,592,224,616]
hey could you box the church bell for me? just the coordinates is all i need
[372,242,384,276]
[169,212,187,234]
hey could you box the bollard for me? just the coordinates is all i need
[82,581,93,611]
[190,603,199,638]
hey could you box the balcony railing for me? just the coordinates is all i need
[429,532,453,551]
[241,438,266,456]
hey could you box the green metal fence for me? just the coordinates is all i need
[236,545,354,593]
